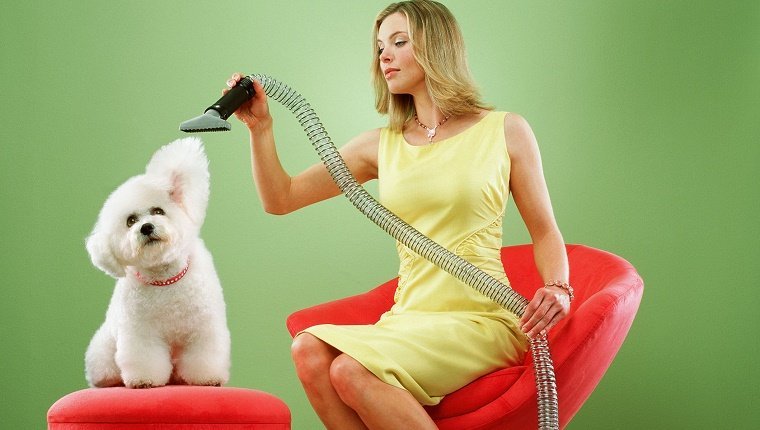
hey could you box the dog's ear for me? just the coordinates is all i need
[85,228,126,278]
[145,137,210,226]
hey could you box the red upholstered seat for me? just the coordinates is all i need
[47,386,290,429]
[286,244,643,429]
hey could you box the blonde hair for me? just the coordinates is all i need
[372,0,490,132]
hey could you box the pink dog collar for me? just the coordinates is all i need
[135,259,190,287]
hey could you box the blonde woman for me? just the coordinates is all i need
[227,1,570,428]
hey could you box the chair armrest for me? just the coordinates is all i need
[286,278,398,337]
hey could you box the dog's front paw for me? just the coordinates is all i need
[176,353,229,387]
[117,350,172,388]
[125,378,165,389]
[180,374,228,387]
[196,379,224,387]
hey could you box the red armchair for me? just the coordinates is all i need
[286,244,643,429]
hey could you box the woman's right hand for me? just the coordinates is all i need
[226,73,271,131]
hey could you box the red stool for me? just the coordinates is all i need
[47,386,291,429]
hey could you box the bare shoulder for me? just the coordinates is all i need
[353,128,382,145]
[342,128,380,148]
[503,112,539,159]
[340,128,382,181]
[342,128,381,160]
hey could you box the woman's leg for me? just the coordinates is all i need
[291,333,368,429]
[330,353,437,430]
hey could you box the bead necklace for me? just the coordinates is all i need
[414,114,450,142]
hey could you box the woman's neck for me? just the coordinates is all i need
[412,95,446,129]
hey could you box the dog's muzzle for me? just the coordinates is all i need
[140,223,155,236]
[139,223,163,245]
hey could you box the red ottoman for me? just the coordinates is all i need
[47,386,290,429]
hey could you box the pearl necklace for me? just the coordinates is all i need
[414,114,450,142]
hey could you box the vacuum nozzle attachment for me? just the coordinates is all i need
[179,109,230,133]
[179,76,255,133]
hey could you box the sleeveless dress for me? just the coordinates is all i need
[302,111,529,406]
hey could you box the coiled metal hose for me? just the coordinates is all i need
[251,73,560,429]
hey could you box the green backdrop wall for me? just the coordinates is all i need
[1,1,757,428]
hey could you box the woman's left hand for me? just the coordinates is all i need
[519,286,571,339]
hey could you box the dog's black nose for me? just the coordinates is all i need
[140,223,155,236]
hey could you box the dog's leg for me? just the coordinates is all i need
[85,323,122,387]
[116,333,172,388]
[176,323,230,386]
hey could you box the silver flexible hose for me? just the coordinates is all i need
[252,73,560,429]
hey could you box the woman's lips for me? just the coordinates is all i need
[384,68,399,79]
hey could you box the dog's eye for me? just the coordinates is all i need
[126,215,138,228]
[151,207,165,216]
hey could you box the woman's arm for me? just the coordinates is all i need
[229,74,379,215]
[504,113,571,338]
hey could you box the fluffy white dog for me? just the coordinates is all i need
[84,137,230,388]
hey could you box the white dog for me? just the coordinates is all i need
[84,137,230,388]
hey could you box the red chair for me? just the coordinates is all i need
[286,244,643,429]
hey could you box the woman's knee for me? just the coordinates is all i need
[329,354,371,405]
[291,334,336,382]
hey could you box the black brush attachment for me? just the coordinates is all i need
[179,76,255,133]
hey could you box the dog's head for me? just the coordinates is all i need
[86,137,210,278]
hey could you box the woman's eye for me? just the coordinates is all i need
[126,215,138,227]
[395,40,407,47]
[151,207,165,216]
[378,47,384,56]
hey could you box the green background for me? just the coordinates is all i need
[2,1,758,428]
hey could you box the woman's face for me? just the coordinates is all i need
[377,12,425,95]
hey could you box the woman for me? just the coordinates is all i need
[227,1,571,428]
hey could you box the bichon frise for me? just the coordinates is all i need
[84,137,230,388]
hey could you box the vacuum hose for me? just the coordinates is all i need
[181,74,560,429]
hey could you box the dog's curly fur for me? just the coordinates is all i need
[84,137,230,388]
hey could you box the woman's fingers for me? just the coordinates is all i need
[520,289,570,338]
[542,309,564,334]
[226,72,244,89]
[222,72,242,95]
[521,299,550,332]
[222,72,272,129]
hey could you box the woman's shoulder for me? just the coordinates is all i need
[341,128,383,161]
[500,112,539,157]
[476,110,531,138]
[343,128,382,147]
[361,127,383,141]
[501,112,534,139]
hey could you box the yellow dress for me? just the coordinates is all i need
[302,111,528,406]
